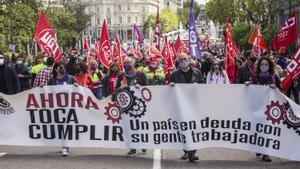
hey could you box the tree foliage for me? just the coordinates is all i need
[0,1,90,54]
[142,7,179,36]
[206,0,284,49]
[177,0,201,28]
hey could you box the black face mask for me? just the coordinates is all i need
[75,67,81,74]
[250,57,257,63]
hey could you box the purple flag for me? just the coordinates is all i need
[133,24,144,45]
[189,0,201,59]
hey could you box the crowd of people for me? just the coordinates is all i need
[0,41,299,161]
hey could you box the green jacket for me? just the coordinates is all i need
[143,66,165,85]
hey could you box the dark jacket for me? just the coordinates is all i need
[48,75,75,86]
[15,64,31,91]
[115,71,148,89]
[102,73,122,97]
[252,73,281,89]
[237,64,254,84]
[65,58,76,76]
[0,65,20,94]
[169,67,204,84]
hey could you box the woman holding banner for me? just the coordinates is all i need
[245,57,281,162]
[206,59,229,84]
[48,62,76,156]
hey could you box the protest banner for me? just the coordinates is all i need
[0,85,300,161]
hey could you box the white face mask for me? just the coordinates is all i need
[17,60,22,65]
[0,59,4,66]
[43,57,48,63]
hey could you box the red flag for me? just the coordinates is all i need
[179,42,189,54]
[174,34,181,54]
[113,37,121,60]
[132,45,143,60]
[271,11,298,50]
[34,11,62,62]
[119,47,127,72]
[83,36,90,53]
[98,19,113,68]
[165,48,174,74]
[83,36,92,72]
[148,44,163,58]
[169,44,177,61]
[281,46,300,92]
[162,36,168,58]
[248,25,268,50]
[225,17,240,83]
[154,5,161,50]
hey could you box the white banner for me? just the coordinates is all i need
[0,84,300,161]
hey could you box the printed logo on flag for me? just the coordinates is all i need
[101,40,113,62]
[38,29,60,57]
[0,96,15,115]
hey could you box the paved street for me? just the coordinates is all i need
[0,146,299,169]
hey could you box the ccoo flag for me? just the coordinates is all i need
[188,0,201,59]
[271,11,298,50]
[98,19,113,69]
[34,11,62,62]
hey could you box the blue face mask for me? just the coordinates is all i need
[179,60,190,69]
[150,63,157,68]
[260,65,269,73]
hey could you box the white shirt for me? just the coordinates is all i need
[206,71,230,84]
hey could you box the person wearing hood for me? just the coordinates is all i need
[0,52,20,94]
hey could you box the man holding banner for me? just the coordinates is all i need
[169,53,204,162]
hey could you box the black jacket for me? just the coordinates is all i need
[169,67,204,84]
[0,65,20,94]
[15,64,31,91]
[237,64,253,84]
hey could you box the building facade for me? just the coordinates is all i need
[82,0,183,44]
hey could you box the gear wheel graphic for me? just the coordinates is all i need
[265,101,285,124]
[115,87,137,113]
[128,98,147,118]
[104,103,122,124]
[141,87,152,102]
[283,107,300,130]
[295,128,300,135]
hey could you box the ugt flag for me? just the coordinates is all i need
[271,11,298,50]
[34,11,62,62]
[189,0,201,59]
